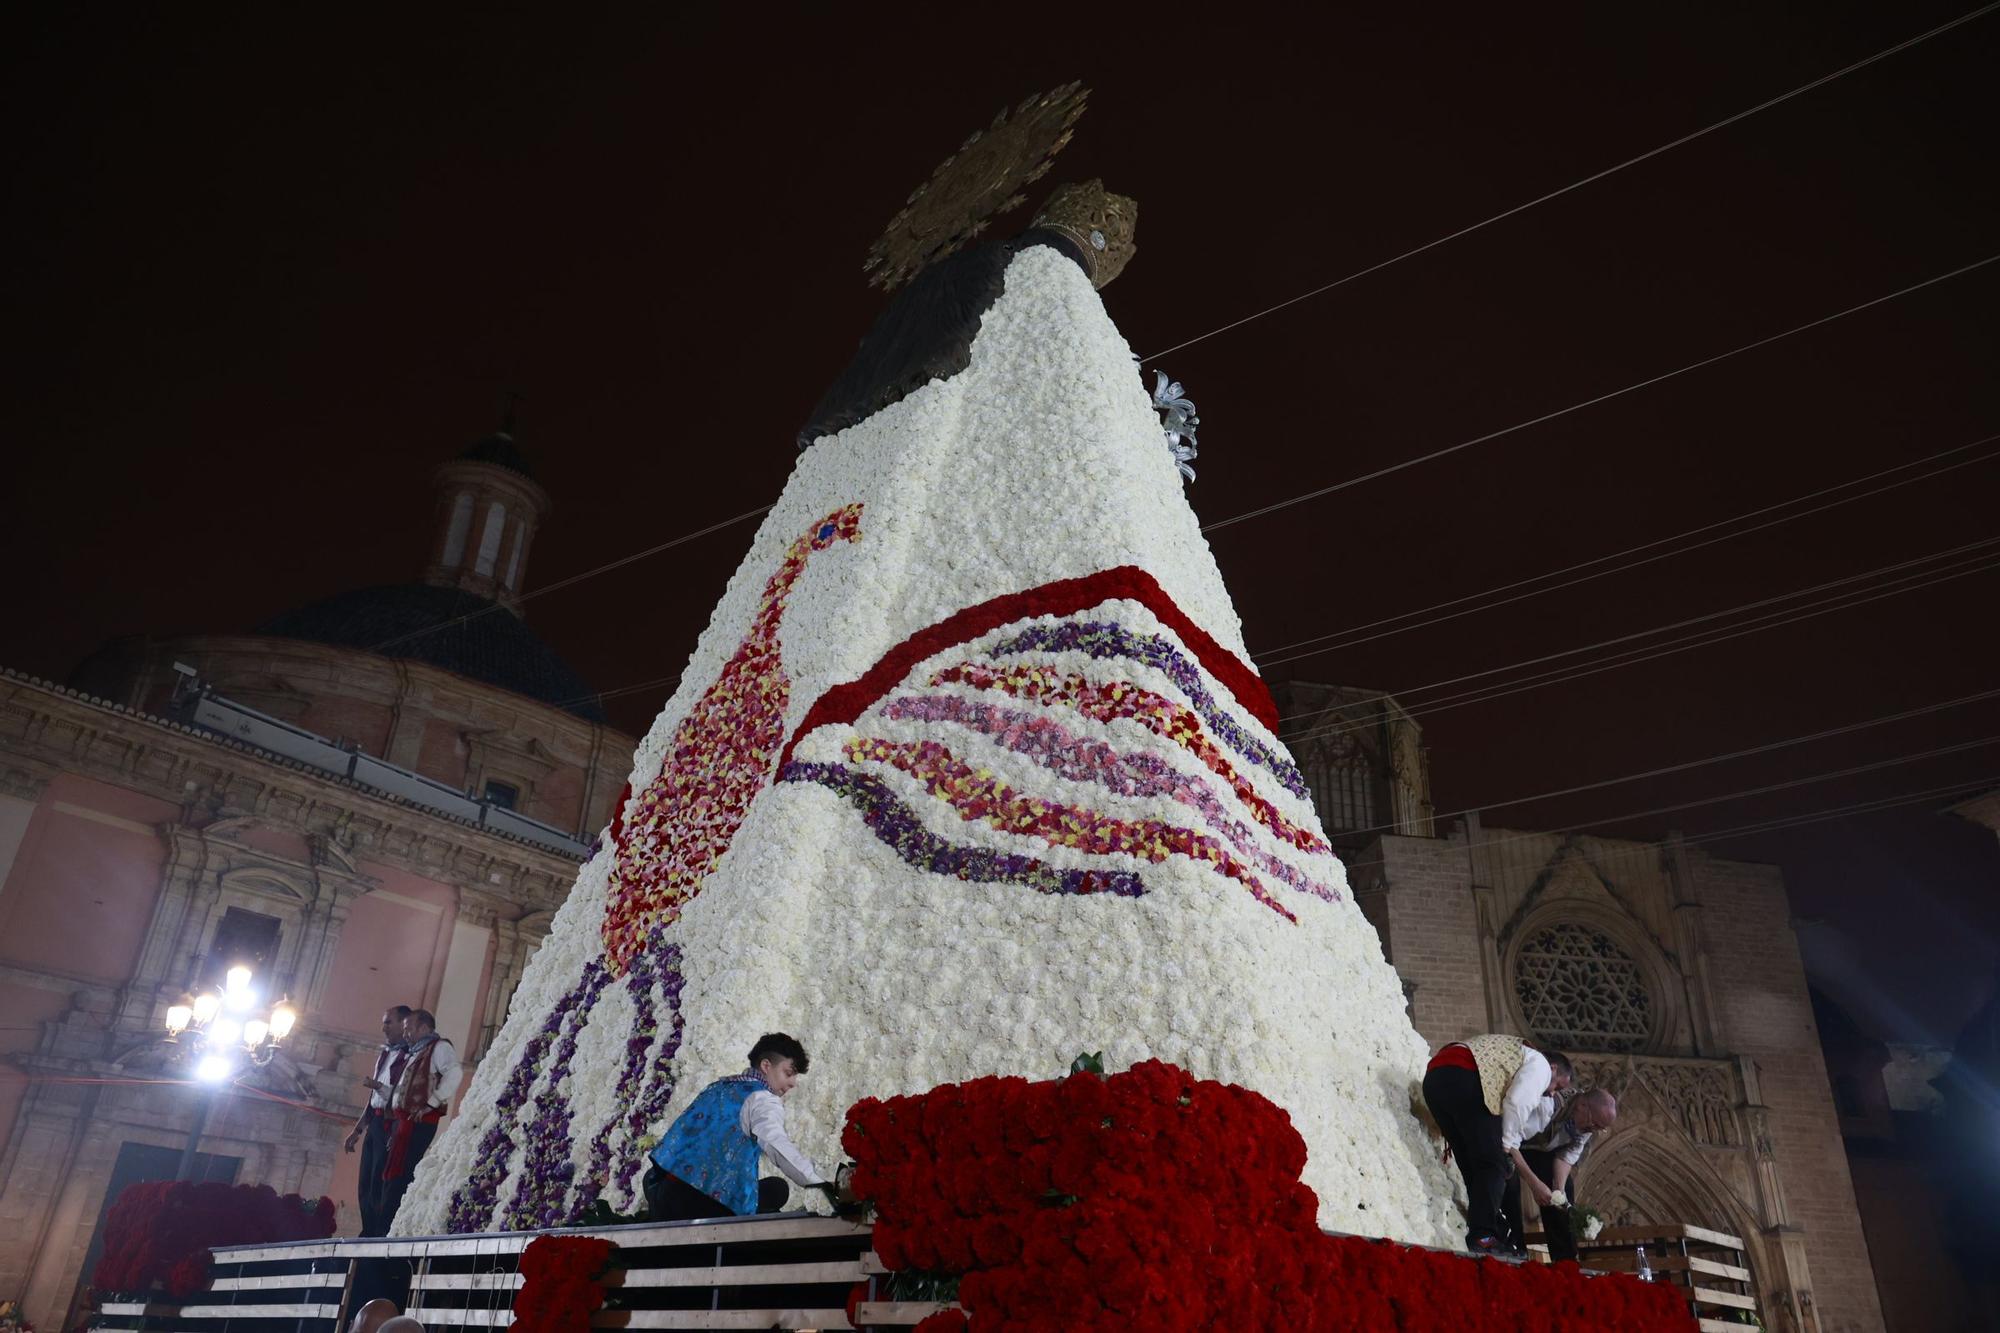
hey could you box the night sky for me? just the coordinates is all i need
[6,8,1996,1047]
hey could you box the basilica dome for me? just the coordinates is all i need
[256,582,606,722]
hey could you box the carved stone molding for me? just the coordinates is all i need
[1571,1053,1743,1148]
[0,760,53,801]
[0,676,582,909]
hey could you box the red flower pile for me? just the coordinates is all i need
[92,1181,335,1301]
[845,1061,1694,1331]
[512,1235,616,1333]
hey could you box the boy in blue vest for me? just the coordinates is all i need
[643,1032,834,1220]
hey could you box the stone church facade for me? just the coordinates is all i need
[0,427,635,1331]
[1279,682,1887,1333]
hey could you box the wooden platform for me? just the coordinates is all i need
[93,1214,1679,1332]
[91,1214,949,1333]
[1527,1221,1760,1331]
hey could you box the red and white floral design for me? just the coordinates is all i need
[399,245,1461,1247]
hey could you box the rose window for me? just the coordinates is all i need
[1514,923,1653,1052]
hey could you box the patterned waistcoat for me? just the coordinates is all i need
[1461,1033,1532,1116]
[650,1073,767,1215]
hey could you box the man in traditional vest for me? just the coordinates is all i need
[643,1033,834,1221]
[343,1004,412,1235]
[1421,1032,1573,1255]
[379,1008,461,1230]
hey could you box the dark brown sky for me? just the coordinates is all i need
[5,6,1996,1045]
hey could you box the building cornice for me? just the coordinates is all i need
[146,634,634,752]
[0,666,584,911]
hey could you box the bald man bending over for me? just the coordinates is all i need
[1503,1086,1619,1260]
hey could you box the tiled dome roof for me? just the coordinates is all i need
[258,583,606,722]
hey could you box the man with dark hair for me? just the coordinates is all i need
[344,1005,413,1236]
[1421,1033,1573,1255]
[378,1008,461,1230]
[643,1032,835,1221]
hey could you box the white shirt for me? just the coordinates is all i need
[393,1035,462,1112]
[1522,1090,1593,1167]
[1498,1048,1554,1152]
[366,1043,407,1111]
[739,1088,823,1185]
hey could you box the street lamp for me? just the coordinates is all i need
[161,966,302,1179]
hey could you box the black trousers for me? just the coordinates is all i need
[377,1118,439,1232]
[642,1164,789,1221]
[1422,1064,1507,1246]
[357,1112,393,1237]
[1499,1147,1578,1261]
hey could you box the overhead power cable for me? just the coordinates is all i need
[1142,2,2000,364]
[340,8,2000,663]
[568,529,2000,723]
[1279,538,2000,742]
[1488,736,2000,835]
[1332,772,2000,878]
[1199,252,2000,534]
[367,503,775,654]
[1337,686,2000,839]
[1252,433,2000,662]
[550,672,685,713]
[1274,530,2000,686]
[1331,739,2000,870]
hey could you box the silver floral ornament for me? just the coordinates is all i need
[1152,369,1200,482]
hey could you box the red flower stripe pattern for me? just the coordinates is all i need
[601,504,863,972]
[879,694,1335,904]
[844,736,1298,921]
[782,760,1146,898]
[932,660,1314,850]
[778,565,1279,769]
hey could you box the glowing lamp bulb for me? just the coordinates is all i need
[268,1004,297,1041]
[165,1003,193,1036]
[209,1016,243,1048]
[242,1019,269,1047]
[225,965,252,995]
[225,985,257,1013]
[195,1054,234,1083]
[192,992,221,1025]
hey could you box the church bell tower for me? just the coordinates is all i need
[423,405,552,616]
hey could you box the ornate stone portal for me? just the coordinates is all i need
[1331,758,1881,1331]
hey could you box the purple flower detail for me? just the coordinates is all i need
[574,932,687,1214]
[443,962,606,1234]
[445,937,690,1232]
[612,955,690,1203]
[879,694,1337,904]
[992,621,1309,799]
[500,962,611,1231]
[780,760,1146,898]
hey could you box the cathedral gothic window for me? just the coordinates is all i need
[1306,746,1379,835]
[1513,922,1654,1053]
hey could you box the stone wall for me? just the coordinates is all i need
[1362,830,1489,1043]
[1696,853,1886,1333]
[1351,818,1890,1332]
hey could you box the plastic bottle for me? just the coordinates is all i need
[1635,1247,1654,1283]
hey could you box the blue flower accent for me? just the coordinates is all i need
[818,523,836,541]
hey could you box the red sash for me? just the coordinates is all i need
[383,1038,444,1181]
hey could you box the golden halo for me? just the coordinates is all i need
[863,82,1089,290]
